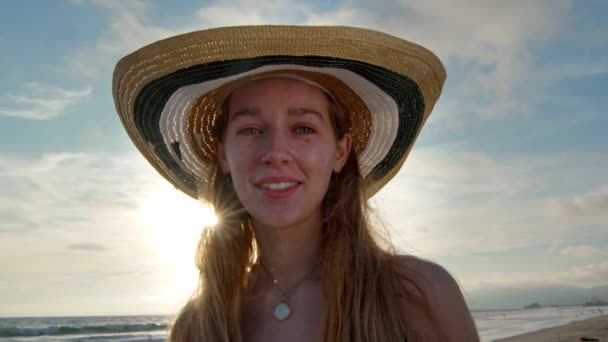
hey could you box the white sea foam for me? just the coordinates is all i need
[474,305,607,341]
[0,315,168,342]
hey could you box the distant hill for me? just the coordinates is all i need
[524,302,542,309]
[466,284,608,310]
[584,298,608,306]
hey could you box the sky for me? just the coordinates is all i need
[0,0,607,317]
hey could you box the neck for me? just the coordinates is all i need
[252,215,322,289]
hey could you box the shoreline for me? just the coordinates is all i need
[494,315,608,342]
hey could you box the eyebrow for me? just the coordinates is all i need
[229,107,325,121]
[229,107,261,121]
[287,107,324,121]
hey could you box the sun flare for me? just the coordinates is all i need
[137,183,217,258]
[135,183,218,302]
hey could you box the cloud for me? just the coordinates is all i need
[0,152,152,235]
[559,245,608,258]
[545,186,608,218]
[0,82,92,120]
[567,262,608,287]
[0,151,207,316]
[66,242,108,251]
[69,0,177,80]
[544,240,563,256]
[372,148,608,257]
[466,261,608,290]
[196,0,313,26]
[307,0,575,121]
[69,0,316,80]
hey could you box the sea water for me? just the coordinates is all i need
[1,306,606,341]
[474,305,607,341]
[0,315,168,341]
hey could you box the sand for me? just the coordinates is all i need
[495,315,608,342]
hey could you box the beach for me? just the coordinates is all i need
[0,307,606,341]
[495,315,608,342]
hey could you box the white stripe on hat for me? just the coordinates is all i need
[159,64,399,178]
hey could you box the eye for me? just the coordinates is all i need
[237,127,263,135]
[294,126,316,134]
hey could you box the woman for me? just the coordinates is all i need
[113,26,479,341]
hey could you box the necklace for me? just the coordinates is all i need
[259,259,320,321]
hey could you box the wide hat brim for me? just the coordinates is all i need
[112,25,446,201]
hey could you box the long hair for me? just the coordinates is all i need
[169,91,414,341]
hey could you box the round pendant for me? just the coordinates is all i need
[273,302,291,320]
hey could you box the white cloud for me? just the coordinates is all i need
[559,245,608,258]
[0,151,209,316]
[69,0,177,80]
[307,0,575,121]
[66,242,108,251]
[0,152,143,235]
[544,240,563,256]
[372,149,608,257]
[545,186,608,218]
[0,82,91,120]
[196,0,313,26]
[69,0,318,80]
[464,261,608,290]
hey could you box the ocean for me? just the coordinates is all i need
[474,305,606,341]
[0,315,167,342]
[1,306,606,341]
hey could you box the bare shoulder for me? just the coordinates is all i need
[393,255,460,296]
[392,255,480,342]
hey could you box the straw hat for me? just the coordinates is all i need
[112,25,446,200]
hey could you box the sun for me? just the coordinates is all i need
[137,183,217,259]
[134,182,218,303]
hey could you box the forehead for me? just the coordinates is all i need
[227,77,330,111]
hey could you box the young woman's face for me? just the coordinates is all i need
[217,77,351,230]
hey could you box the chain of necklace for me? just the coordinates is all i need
[258,259,320,321]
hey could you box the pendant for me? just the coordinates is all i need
[273,302,291,320]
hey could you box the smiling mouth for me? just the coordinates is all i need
[259,182,300,190]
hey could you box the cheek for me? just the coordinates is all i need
[224,143,253,169]
[223,146,253,198]
[297,143,337,174]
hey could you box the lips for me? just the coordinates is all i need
[260,182,299,190]
[255,177,302,198]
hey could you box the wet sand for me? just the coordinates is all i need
[495,315,608,342]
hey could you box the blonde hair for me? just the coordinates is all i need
[169,90,416,341]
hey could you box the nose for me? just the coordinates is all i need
[260,129,292,166]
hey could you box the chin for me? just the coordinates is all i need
[248,207,316,230]
[244,199,323,231]
[253,215,301,230]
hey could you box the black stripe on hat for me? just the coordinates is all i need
[133,55,424,194]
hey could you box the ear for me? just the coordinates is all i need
[214,141,231,174]
[333,132,352,173]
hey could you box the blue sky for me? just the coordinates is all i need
[1,0,607,316]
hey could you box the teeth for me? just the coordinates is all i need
[261,182,298,190]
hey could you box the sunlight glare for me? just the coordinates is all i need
[137,183,217,259]
[135,183,218,303]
